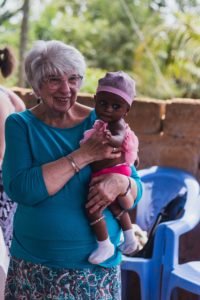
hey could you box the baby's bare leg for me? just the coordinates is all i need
[109,201,132,231]
[86,206,108,241]
[86,203,114,264]
[110,201,139,255]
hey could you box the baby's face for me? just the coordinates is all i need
[95,91,129,123]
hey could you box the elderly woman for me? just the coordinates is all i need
[2,40,142,299]
[0,47,25,249]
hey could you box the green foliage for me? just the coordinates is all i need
[1,0,200,99]
[133,11,200,98]
[80,68,107,94]
[0,0,23,25]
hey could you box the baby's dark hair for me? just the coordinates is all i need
[0,47,16,78]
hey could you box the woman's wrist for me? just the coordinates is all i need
[65,148,93,172]
[66,155,80,173]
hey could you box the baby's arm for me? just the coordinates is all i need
[105,121,126,147]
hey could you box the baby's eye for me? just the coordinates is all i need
[99,100,107,106]
[112,104,121,110]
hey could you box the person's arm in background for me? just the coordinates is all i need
[6,89,26,112]
[0,91,15,164]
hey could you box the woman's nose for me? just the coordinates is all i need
[60,80,70,92]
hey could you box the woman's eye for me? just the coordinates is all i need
[49,77,61,84]
[68,76,77,83]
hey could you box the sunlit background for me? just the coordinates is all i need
[1,0,200,99]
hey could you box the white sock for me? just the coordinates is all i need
[88,237,115,264]
[119,229,139,254]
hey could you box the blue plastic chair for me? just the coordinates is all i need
[165,261,200,299]
[121,166,200,300]
[160,173,200,300]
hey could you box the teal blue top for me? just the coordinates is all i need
[2,109,142,269]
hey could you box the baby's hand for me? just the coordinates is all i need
[104,130,112,140]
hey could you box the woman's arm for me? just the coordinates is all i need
[3,114,48,204]
[42,133,121,195]
[86,165,143,213]
[2,114,121,205]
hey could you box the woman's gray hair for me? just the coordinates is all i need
[25,40,86,94]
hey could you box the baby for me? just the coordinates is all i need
[81,71,139,264]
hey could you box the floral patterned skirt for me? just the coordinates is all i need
[0,167,17,249]
[5,257,121,299]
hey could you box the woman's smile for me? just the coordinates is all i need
[54,96,70,104]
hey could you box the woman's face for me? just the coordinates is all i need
[38,73,82,113]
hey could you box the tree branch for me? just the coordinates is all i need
[0,5,23,25]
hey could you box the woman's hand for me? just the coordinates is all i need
[86,173,135,214]
[80,131,121,163]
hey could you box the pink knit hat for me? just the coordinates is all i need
[96,71,136,106]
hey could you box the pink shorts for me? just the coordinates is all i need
[92,164,131,178]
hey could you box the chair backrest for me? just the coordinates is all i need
[162,173,199,276]
[136,166,200,299]
[156,169,200,300]
[133,187,187,259]
[122,166,199,300]
[136,166,190,234]
[134,166,200,262]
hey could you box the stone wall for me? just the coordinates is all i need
[13,87,200,299]
[124,97,200,179]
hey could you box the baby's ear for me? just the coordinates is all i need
[124,106,130,116]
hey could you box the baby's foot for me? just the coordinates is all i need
[88,239,115,264]
[118,240,139,254]
[119,229,139,254]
